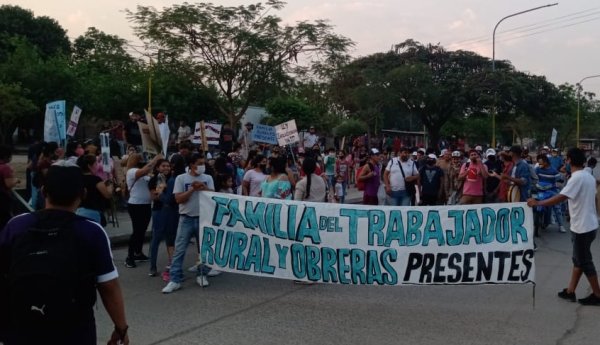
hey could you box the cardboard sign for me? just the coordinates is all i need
[275,120,300,146]
[66,106,82,137]
[252,124,278,144]
[44,100,66,146]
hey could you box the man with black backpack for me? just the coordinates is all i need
[0,163,129,344]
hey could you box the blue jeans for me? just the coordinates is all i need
[388,190,411,206]
[169,215,211,283]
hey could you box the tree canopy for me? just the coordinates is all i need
[127,0,353,128]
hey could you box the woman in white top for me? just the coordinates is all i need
[242,154,267,197]
[125,152,162,268]
[294,157,327,202]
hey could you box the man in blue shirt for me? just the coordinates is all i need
[502,145,531,202]
[549,148,564,171]
[0,164,129,344]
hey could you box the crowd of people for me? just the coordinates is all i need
[2,116,600,343]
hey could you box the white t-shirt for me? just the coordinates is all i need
[173,172,215,217]
[385,158,418,191]
[560,170,599,234]
[303,133,318,149]
[243,169,266,197]
[126,168,151,204]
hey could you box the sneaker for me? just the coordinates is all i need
[162,282,181,294]
[578,293,600,306]
[124,257,136,268]
[207,270,222,277]
[148,269,157,277]
[133,253,149,262]
[558,288,576,302]
[559,226,567,233]
[161,270,170,283]
[196,276,209,287]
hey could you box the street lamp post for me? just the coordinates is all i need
[577,74,600,146]
[491,3,558,148]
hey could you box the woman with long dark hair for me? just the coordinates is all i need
[76,154,113,225]
[294,157,326,202]
[260,156,292,200]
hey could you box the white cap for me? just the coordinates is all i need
[412,151,418,156]
[452,151,462,157]
[485,148,496,158]
[427,153,437,160]
[475,145,482,151]
[440,149,449,155]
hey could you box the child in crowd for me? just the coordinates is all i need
[334,174,345,203]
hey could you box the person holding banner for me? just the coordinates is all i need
[260,156,292,200]
[528,148,600,306]
[358,148,382,205]
[162,153,215,293]
[242,155,267,197]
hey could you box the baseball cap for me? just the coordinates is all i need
[427,153,437,160]
[440,149,448,155]
[475,145,483,151]
[485,148,496,158]
[543,145,550,150]
[411,151,418,156]
[370,148,380,155]
[451,151,462,157]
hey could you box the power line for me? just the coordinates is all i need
[449,14,600,50]
[448,6,600,47]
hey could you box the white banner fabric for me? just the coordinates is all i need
[198,192,535,286]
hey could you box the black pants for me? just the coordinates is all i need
[572,230,597,277]
[127,203,152,257]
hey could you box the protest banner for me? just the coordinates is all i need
[198,192,535,286]
[192,122,222,146]
[275,120,300,146]
[44,100,66,146]
[252,124,278,145]
[66,105,82,137]
[158,113,170,156]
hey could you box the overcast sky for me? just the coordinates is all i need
[7,0,600,96]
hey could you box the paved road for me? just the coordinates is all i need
[94,225,600,345]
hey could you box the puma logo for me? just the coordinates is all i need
[31,305,46,316]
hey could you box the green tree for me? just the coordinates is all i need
[0,83,37,143]
[71,27,146,119]
[127,0,353,129]
[0,5,70,60]
[263,96,318,128]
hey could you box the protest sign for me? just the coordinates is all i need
[551,128,558,148]
[100,132,111,175]
[192,122,222,146]
[44,100,66,146]
[66,106,82,137]
[252,124,278,145]
[275,120,300,146]
[159,114,170,156]
[198,192,535,286]
[139,110,163,155]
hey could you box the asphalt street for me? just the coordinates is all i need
[94,225,600,345]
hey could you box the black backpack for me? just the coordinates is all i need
[7,210,96,329]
